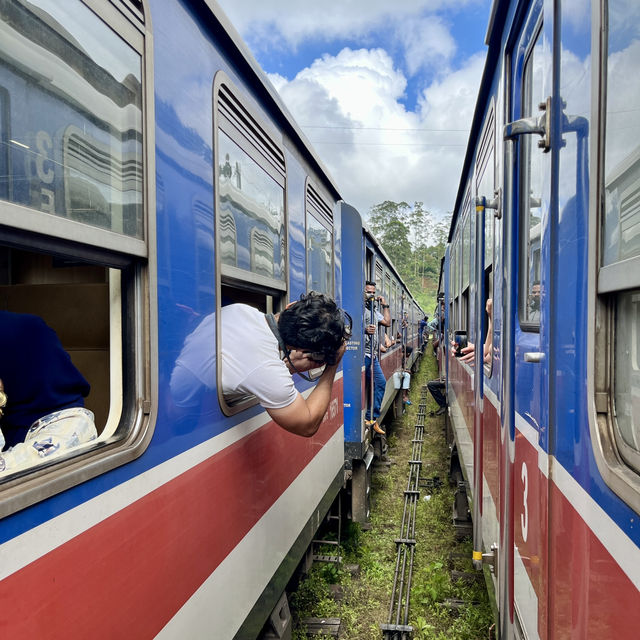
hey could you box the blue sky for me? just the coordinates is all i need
[215,0,493,219]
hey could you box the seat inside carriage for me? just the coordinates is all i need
[0,247,111,433]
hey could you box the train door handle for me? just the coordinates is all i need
[524,352,545,363]
[504,96,551,152]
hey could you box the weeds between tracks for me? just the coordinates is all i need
[290,348,494,640]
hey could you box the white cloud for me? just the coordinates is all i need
[267,48,486,217]
[399,16,457,77]
[218,0,480,76]
[220,0,462,45]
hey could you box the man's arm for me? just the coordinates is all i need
[266,345,346,437]
[378,296,391,327]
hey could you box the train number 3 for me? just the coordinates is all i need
[521,462,529,543]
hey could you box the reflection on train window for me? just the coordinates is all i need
[460,186,472,335]
[0,87,8,201]
[450,236,459,334]
[217,131,285,283]
[215,77,288,416]
[519,27,544,329]
[0,1,151,510]
[598,0,640,478]
[384,273,391,340]
[0,0,143,238]
[476,106,496,375]
[306,182,333,295]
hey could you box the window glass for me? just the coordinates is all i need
[451,241,457,300]
[603,0,640,473]
[0,0,143,237]
[520,31,544,325]
[462,214,470,288]
[306,214,332,294]
[218,130,285,282]
[478,148,495,270]
[602,0,640,267]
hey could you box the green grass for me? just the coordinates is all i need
[289,349,495,639]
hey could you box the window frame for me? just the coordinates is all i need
[213,72,289,417]
[588,0,640,512]
[304,179,334,296]
[517,21,544,332]
[476,102,497,377]
[0,0,156,517]
[460,184,472,336]
[0,0,147,258]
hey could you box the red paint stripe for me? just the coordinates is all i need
[0,403,342,639]
[509,425,640,638]
[548,479,640,638]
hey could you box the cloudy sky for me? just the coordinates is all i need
[215,0,493,220]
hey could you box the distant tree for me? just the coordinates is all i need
[365,202,451,312]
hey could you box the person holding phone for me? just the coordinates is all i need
[220,292,349,437]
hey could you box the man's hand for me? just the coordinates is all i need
[450,340,476,364]
[365,324,376,335]
[286,350,319,373]
[459,343,475,364]
[268,341,346,437]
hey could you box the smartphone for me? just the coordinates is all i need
[454,331,467,357]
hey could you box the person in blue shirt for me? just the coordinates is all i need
[418,315,429,345]
[0,311,96,470]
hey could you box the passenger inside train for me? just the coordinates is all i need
[451,298,493,365]
[0,310,97,474]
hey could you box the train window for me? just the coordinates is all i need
[384,273,392,339]
[216,128,285,287]
[518,28,544,330]
[450,236,459,333]
[0,1,152,511]
[476,106,496,375]
[214,75,287,415]
[592,0,640,491]
[461,185,472,335]
[305,182,333,295]
[1,0,144,243]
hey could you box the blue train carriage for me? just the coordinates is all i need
[444,0,640,637]
[0,0,349,637]
[341,202,424,522]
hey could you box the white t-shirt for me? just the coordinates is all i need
[220,304,298,409]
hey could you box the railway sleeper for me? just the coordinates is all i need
[301,617,341,637]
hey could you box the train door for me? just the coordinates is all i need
[503,0,552,636]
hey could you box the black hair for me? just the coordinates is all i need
[278,291,345,365]
[365,280,376,288]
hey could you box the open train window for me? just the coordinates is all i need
[518,25,544,331]
[305,181,333,296]
[0,0,153,514]
[213,74,287,415]
[590,0,640,509]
